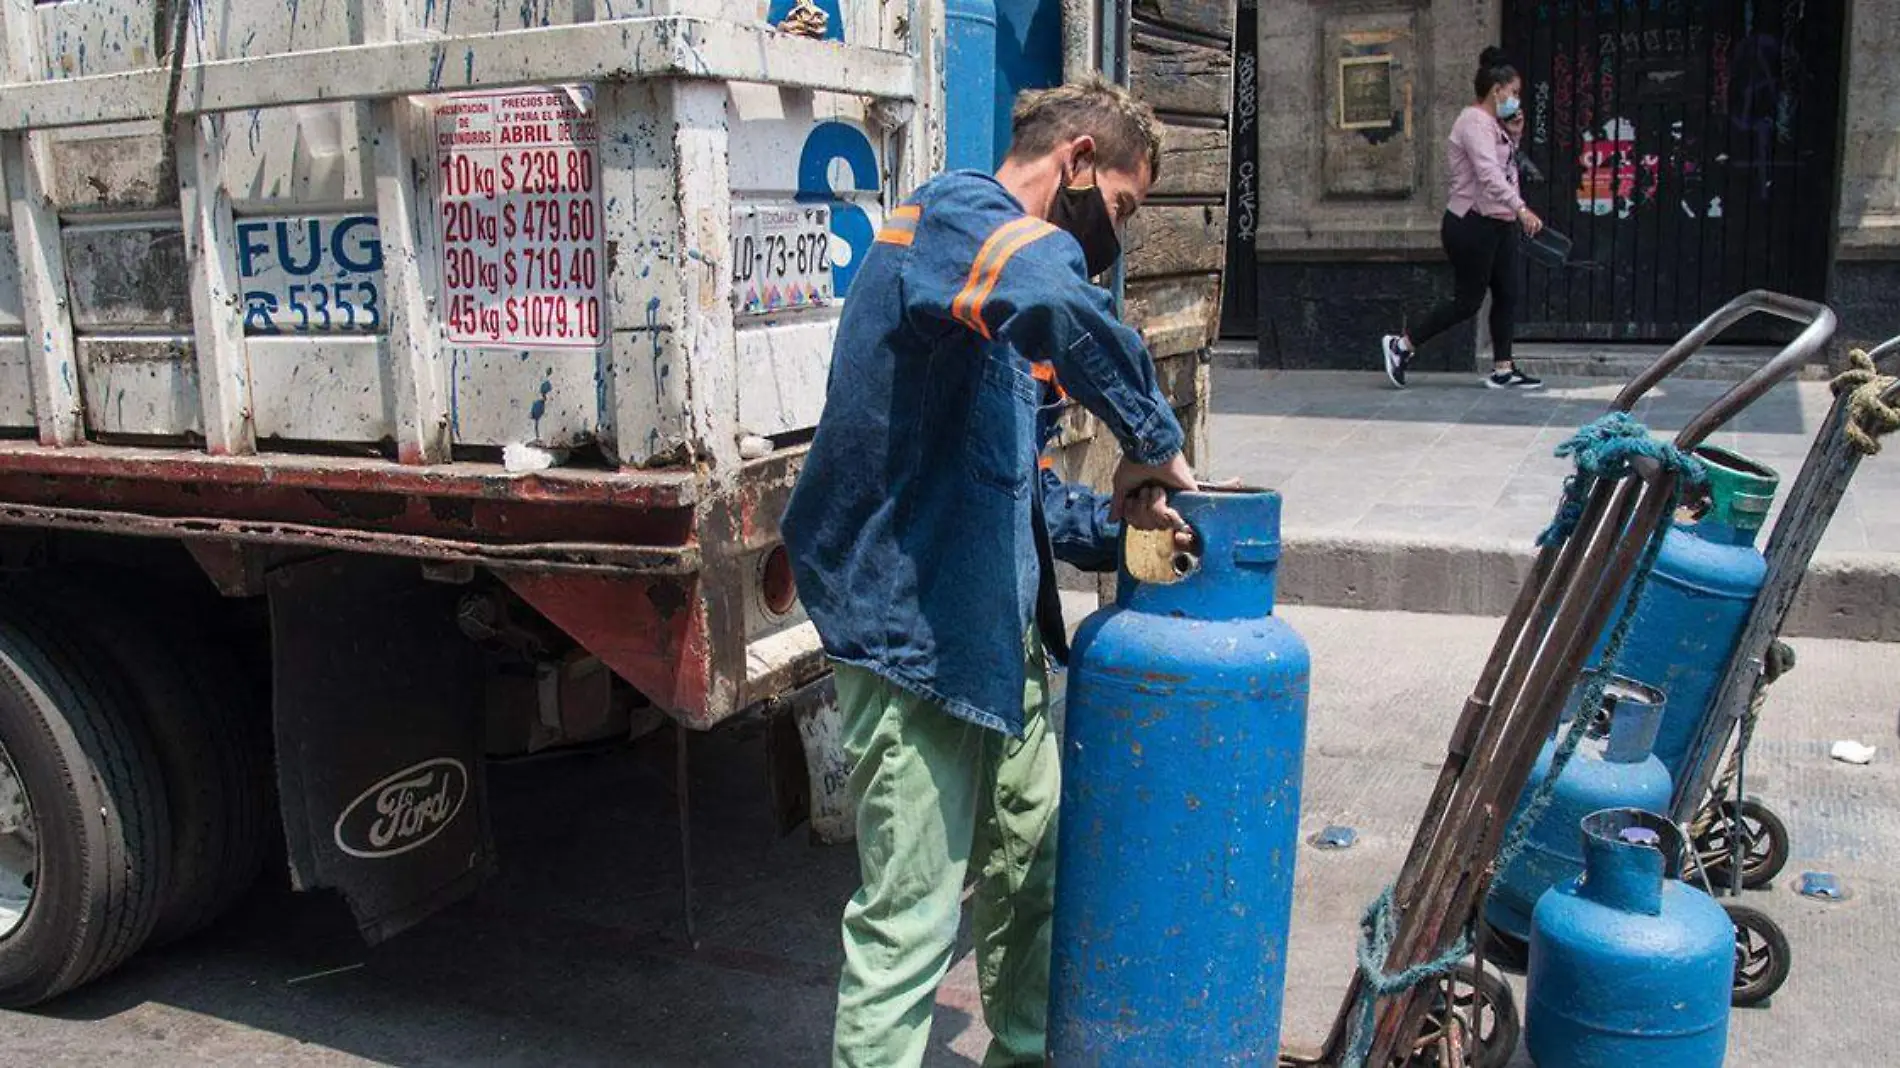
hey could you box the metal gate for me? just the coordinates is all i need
[1504,0,1844,342]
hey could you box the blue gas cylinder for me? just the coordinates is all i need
[1598,446,1778,779]
[945,0,998,170]
[1484,675,1673,945]
[1049,488,1310,1066]
[1529,809,1733,1067]
[992,0,1063,163]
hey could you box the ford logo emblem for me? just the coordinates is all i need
[333,757,470,859]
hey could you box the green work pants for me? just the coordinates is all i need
[830,643,1059,1068]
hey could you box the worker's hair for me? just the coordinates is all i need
[1006,76,1163,182]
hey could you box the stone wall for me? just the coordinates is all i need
[1832,0,1900,354]
[1252,0,1496,371]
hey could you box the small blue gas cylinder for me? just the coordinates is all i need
[1485,675,1673,945]
[1598,446,1778,779]
[944,0,998,170]
[1049,488,1310,1066]
[1529,809,1733,1068]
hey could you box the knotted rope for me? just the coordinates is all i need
[1830,348,1899,456]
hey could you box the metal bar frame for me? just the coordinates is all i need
[0,17,918,131]
[1318,289,1837,1068]
[0,499,701,574]
[1669,333,1900,825]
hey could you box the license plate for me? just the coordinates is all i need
[731,204,834,315]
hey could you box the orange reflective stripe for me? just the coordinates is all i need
[876,205,921,246]
[1038,455,1056,471]
[952,216,1043,336]
[1030,361,1069,400]
[963,219,1056,339]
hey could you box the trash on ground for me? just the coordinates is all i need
[1797,872,1847,900]
[1830,739,1876,765]
[1309,825,1357,850]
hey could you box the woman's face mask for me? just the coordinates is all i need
[1049,161,1122,279]
[1497,93,1522,121]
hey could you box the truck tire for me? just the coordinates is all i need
[0,610,171,1007]
[12,576,271,947]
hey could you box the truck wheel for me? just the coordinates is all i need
[0,611,170,1007]
[13,578,271,946]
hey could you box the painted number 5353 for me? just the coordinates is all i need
[284,282,382,332]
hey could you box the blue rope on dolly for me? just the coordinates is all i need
[1341,413,1707,1068]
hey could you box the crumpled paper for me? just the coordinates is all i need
[1830,739,1877,765]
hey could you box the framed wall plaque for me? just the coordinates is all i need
[1338,54,1395,130]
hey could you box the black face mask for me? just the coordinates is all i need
[1049,170,1121,279]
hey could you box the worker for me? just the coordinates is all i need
[780,77,1195,1068]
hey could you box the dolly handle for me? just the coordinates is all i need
[1611,290,1836,451]
[1866,332,1900,367]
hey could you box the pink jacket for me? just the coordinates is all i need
[1444,105,1523,221]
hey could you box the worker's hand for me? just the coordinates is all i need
[1111,452,1196,544]
[1518,206,1544,237]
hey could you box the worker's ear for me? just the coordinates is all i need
[1066,136,1097,182]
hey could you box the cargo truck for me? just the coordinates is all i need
[0,0,1232,1006]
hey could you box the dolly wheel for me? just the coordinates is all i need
[1726,903,1791,1007]
[1480,922,1530,974]
[1409,961,1520,1068]
[1696,798,1791,890]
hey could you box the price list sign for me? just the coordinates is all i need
[433,87,605,349]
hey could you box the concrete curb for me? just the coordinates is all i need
[1276,531,1900,644]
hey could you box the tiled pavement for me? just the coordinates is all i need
[1206,368,1898,556]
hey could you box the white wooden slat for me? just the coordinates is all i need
[176,114,257,455]
[370,97,451,464]
[0,335,34,429]
[596,80,695,467]
[1,133,80,446]
[734,318,835,439]
[902,0,947,195]
[245,335,396,443]
[0,0,77,445]
[0,19,918,132]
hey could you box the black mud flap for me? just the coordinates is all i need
[269,555,494,944]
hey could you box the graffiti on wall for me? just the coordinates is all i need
[1575,118,1658,218]
[1529,3,1803,223]
[1233,49,1258,242]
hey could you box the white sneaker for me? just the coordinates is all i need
[1381,335,1412,388]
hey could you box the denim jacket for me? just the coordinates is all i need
[781,172,1185,735]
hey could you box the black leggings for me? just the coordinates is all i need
[1411,210,1519,367]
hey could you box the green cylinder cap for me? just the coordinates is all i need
[1693,445,1779,533]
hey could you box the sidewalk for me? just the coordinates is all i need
[1205,369,1900,641]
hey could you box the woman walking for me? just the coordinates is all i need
[1383,47,1544,389]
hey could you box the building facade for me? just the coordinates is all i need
[1224,0,1900,370]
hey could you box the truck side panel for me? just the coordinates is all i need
[4,0,903,465]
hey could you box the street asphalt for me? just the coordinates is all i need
[1,604,1893,1067]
